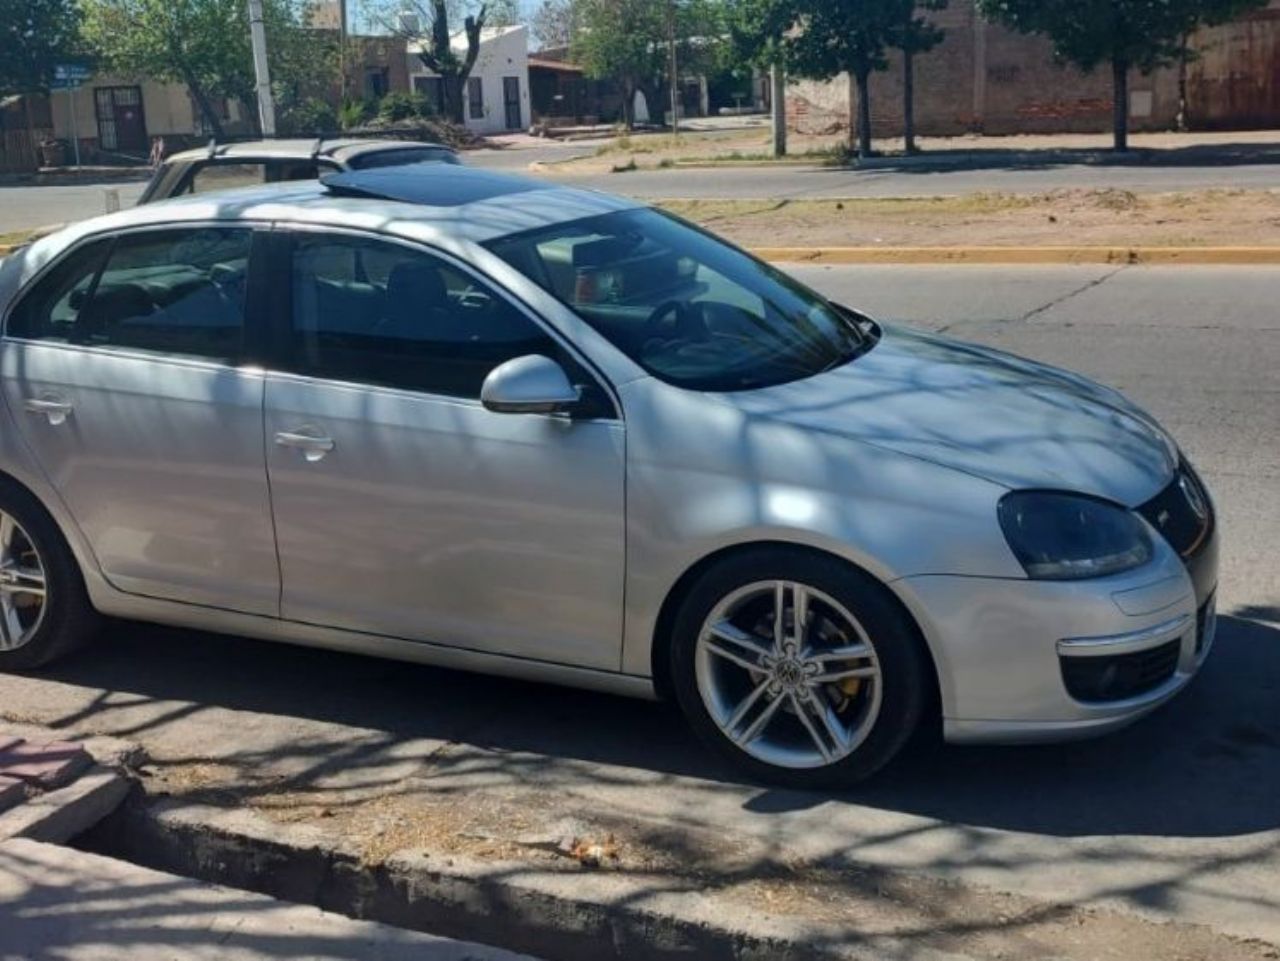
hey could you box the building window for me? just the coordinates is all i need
[365,67,390,99]
[467,77,483,119]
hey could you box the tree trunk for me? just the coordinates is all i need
[1177,33,1191,132]
[621,80,635,130]
[183,69,226,140]
[442,76,466,125]
[854,69,873,160]
[1112,57,1129,152]
[903,47,917,155]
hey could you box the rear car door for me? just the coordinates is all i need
[0,225,279,615]
[263,229,626,669]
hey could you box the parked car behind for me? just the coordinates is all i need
[138,138,460,204]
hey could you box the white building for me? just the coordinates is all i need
[407,25,530,135]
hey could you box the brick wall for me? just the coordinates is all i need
[785,0,1274,138]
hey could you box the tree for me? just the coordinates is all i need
[0,0,80,97]
[726,0,798,155]
[890,0,946,154]
[571,0,667,128]
[81,0,325,139]
[977,0,1266,152]
[529,0,574,50]
[382,0,488,125]
[786,0,907,159]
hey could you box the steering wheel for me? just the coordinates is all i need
[643,300,709,343]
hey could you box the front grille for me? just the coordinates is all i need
[1061,638,1182,703]
[1138,461,1213,559]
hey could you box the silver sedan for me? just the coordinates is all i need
[0,165,1218,786]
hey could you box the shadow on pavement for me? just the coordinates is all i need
[31,609,1280,842]
[828,141,1280,175]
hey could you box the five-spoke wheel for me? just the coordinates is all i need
[0,510,49,653]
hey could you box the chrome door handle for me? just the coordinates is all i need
[24,397,73,426]
[274,429,335,462]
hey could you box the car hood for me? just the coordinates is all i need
[723,324,1176,506]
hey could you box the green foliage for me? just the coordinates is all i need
[1,0,81,96]
[338,98,372,130]
[279,96,338,134]
[529,0,574,49]
[724,0,796,68]
[976,0,1267,74]
[376,90,435,121]
[893,0,947,56]
[571,0,666,110]
[80,0,332,138]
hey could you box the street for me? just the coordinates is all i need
[7,149,1280,234]
[1,264,1276,947]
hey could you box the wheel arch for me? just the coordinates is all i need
[648,540,942,722]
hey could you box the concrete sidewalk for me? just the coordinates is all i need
[0,836,539,961]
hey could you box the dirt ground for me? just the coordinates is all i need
[658,189,1280,248]
[547,126,1280,174]
[148,757,1280,961]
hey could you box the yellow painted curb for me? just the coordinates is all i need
[750,246,1280,265]
[0,246,12,256]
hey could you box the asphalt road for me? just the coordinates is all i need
[5,150,1280,234]
[531,158,1280,200]
[1,265,1277,947]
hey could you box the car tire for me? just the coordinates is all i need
[0,479,99,672]
[669,548,930,788]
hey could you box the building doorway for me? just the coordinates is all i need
[503,76,522,131]
[94,86,147,154]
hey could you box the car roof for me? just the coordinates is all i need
[162,138,457,165]
[20,166,642,270]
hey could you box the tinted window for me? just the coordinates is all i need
[488,208,870,392]
[7,240,111,342]
[289,233,556,398]
[8,228,252,362]
[183,160,330,196]
[346,147,460,170]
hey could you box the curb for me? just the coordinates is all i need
[85,799,962,961]
[748,246,1280,265]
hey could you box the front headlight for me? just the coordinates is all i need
[998,491,1153,580]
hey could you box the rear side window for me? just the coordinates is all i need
[7,227,253,363]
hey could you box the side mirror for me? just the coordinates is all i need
[481,354,582,415]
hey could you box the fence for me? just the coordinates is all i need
[0,128,48,174]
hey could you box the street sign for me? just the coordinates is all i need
[50,64,92,90]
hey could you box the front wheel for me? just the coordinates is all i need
[670,549,930,788]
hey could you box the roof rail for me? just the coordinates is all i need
[205,138,217,160]
[310,136,324,160]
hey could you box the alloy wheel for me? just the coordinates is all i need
[694,580,883,770]
[0,510,48,652]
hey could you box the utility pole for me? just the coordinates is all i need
[668,0,680,133]
[247,0,277,136]
[770,64,786,157]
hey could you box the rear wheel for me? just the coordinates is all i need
[670,549,929,787]
[0,481,98,671]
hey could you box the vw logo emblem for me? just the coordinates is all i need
[1179,473,1208,521]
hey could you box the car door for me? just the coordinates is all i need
[263,229,626,670]
[0,225,279,615]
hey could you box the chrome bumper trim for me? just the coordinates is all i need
[1056,613,1192,658]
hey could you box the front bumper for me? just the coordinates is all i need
[895,519,1218,745]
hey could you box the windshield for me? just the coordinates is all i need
[487,208,869,391]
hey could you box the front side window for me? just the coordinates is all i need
[487,208,870,392]
[8,228,252,362]
[288,233,557,398]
